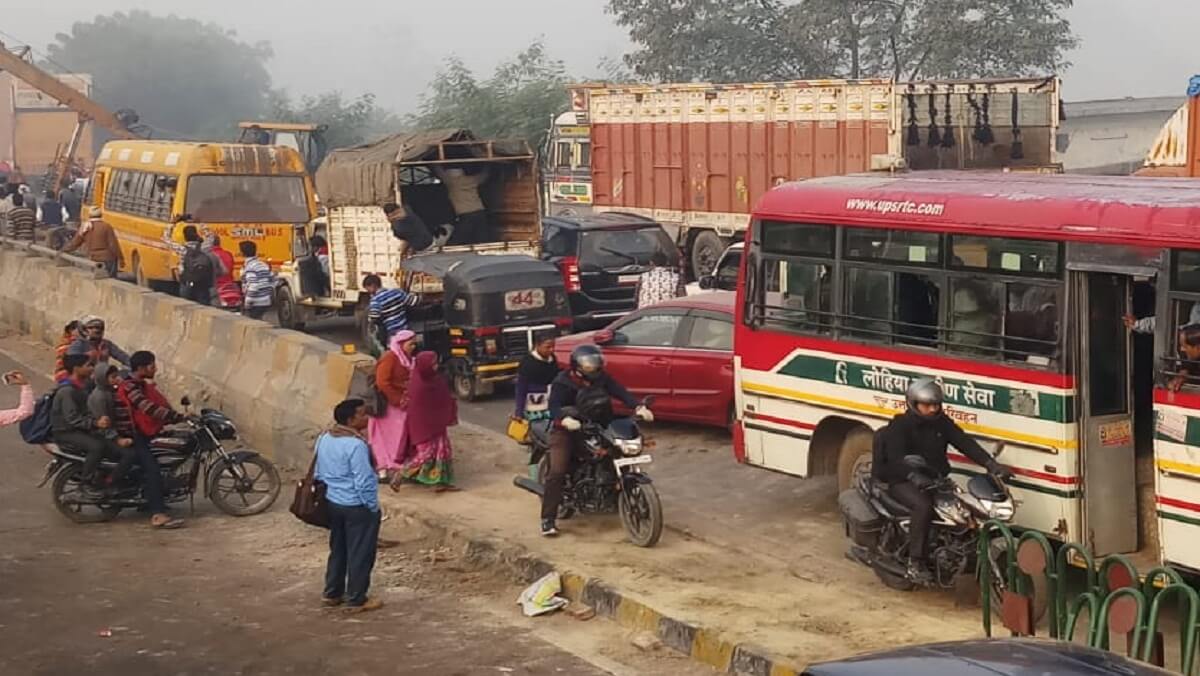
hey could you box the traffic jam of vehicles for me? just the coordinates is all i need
[15,40,1200,670]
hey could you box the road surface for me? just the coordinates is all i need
[0,343,714,676]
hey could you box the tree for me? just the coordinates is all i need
[412,41,570,149]
[267,91,400,149]
[44,11,273,139]
[786,0,1078,80]
[605,0,834,82]
[607,0,1077,83]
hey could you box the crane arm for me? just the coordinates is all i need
[0,43,137,140]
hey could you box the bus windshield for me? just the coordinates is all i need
[185,175,310,223]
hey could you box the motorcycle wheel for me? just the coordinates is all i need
[208,454,281,517]
[872,562,917,592]
[51,466,121,524]
[536,456,575,520]
[619,479,664,548]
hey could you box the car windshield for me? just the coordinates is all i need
[185,175,311,223]
[580,228,677,269]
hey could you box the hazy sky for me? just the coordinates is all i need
[4,0,1198,114]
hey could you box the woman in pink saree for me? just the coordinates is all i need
[368,330,418,480]
[394,351,459,491]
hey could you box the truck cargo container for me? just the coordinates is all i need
[553,78,1062,278]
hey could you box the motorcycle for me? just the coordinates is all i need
[839,449,1015,592]
[513,397,664,547]
[38,399,281,523]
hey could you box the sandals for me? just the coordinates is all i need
[150,515,184,529]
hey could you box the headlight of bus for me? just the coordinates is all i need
[614,438,643,456]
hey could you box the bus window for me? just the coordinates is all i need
[950,235,1060,275]
[1005,283,1061,366]
[1087,274,1129,416]
[894,273,939,347]
[844,267,891,342]
[763,221,834,257]
[948,278,1002,357]
[763,259,831,334]
[185,175,309,223]
[845,227,941,266]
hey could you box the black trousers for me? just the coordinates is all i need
[324,503,381,606]
[132,434,166,513]
[180,283,212,306]
[540,429,574,521]
[59,431,132,484]
[888,480,935,561]
[449,210,488,246]
[244,306,269,320]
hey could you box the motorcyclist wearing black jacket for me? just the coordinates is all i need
[874,377,1012,582]
[541,344,652,537]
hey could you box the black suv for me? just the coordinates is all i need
[541,213,681,330]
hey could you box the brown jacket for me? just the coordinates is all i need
[65,218,124,265]
[375,351,412,408]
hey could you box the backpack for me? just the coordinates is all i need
[180,246,215,289]
[20,388,60,444]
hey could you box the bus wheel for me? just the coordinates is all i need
[132,253,150,288]
[275,285,306,331]
[690,231,727,282]
[836,428,875,492]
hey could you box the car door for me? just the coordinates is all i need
[670,310,734,426]
[603,308,686,414]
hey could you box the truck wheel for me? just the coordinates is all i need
[690,231,727,282]
[836,428,875,492]
[453,372,479,401]
[275,285,306,331]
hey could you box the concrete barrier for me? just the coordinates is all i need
[0,244,374,468]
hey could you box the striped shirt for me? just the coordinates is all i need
[8,206,35,241]
[241,256,275,308]
[368,288,420,336]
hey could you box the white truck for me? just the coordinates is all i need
[281,129,542,345]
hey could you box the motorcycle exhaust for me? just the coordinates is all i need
[512,476,545,497]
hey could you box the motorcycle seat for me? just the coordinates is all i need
[876,491,912,517]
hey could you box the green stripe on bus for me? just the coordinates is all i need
[948,468,1079,499]
[1158,510,1200,528]
[1155,414,1200,447]
[778,354,1074,423]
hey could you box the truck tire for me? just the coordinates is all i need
[690,231,727,282]
[275,284,306,331]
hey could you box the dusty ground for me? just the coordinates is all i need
[0,340,714,676]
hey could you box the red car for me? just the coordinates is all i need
[554,292,735,428]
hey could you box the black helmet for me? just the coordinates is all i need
[569,344,605,381]
[906,377,944,418]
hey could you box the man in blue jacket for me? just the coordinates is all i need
[315,398,383,613]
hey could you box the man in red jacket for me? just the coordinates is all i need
[117,350,185,529]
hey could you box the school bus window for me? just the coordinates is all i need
[761,221,835,257]
[761,258,832,335]
[950,235,1060,275]
[844,227,942,265]
[185,175,309,223]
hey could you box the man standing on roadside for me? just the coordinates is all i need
[363,274,421,352]
[38,191,65,228]
[240,241,275,320]
[64,207,124,277]
[8,193,35,242]
[316,398,383,613]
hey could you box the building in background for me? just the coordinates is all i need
[0,70,94,181]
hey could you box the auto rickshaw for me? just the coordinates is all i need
[400,253,573,401]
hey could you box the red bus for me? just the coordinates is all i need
[734,171,1200,572]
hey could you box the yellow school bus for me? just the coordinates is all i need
[86,140,318,286]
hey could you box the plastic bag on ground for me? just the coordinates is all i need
[517,572,568,617]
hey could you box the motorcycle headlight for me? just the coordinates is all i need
[985,500,1015,521]
[614,438,643,456]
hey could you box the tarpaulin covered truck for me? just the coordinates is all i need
[570,77,1062,278]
